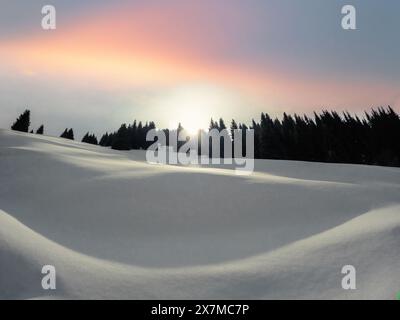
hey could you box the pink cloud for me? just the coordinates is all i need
[0,0,398,114]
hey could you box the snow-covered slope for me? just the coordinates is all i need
[0,129,399,299]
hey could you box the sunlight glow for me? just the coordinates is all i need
[161,86,232,133]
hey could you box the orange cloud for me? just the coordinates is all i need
[0,1,398,114]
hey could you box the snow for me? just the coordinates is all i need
[0,128,399,299]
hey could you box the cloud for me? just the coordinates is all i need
[0,0,399,136]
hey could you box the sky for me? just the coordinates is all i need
[0,0,399,138]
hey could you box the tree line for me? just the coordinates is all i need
[10,110,97,146]
[9,106,400,167]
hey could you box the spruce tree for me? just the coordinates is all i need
[36,125,44,135]
[60,128,74,140]
[67,129,74,140]
[112,124,131,150]
[11,110,30,132]
[60,128,69,138]
[82,132,98,145]
[99,133,110,146]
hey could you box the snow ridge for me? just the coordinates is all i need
[1,129,399,299]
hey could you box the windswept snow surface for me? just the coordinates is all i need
[0,129,399,299]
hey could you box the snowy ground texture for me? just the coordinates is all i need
[0,129,400,299]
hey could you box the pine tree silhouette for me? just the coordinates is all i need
[230,119,238,157]
[60,128,74,140]
[67,129,74,140]
[60,128,69,138]
[36,125,44,135]
[82,132,98,145]
[11,110,30,132]
[99,132,110,146]
[111,124,131,150]
[96,107,400,167]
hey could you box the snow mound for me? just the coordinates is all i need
[1,206,400,299]
[0,129,399,299]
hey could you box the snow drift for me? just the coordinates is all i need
[0,129,399,299]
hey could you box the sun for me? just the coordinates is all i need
[162,85,230,134]
[172,109,205,135]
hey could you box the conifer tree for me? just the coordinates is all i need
[82,132,98,145]
[67,128,74,140]
[112,124,131,150]
[60,128,69,138]
[11,110,30,132]
[60,128,74,140]
[36,125,44,135]
[99,132,109,146]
